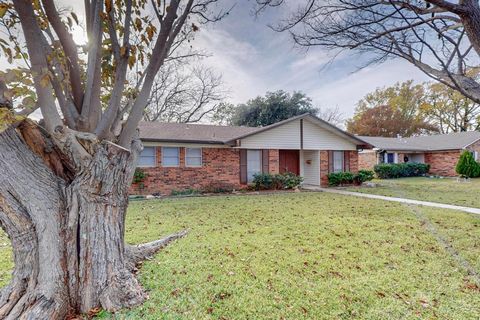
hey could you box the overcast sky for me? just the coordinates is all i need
[192,1,432,118]
[0,0,433,121]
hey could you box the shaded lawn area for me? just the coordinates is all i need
[0,192,479,319]
[345,177,480,208]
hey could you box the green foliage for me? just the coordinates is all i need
[456,151,480,178]
[327,170,374,186]
[355,169,375,183]
[374,162,430,179]
[231,90,318,127]
[133,168,147,184]
[347,80,438,137]
[252,172,303,190]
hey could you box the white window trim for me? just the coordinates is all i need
[185,147,203,167]
[137,146,156,168]
[333,150,344,173]
[161,147,180,167]
[247,149,262,183]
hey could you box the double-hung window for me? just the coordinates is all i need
[162,147,180,167]
[138,146,156,167]
[247,150,262,183]
[333,151,344,172]
[185,148,202,167]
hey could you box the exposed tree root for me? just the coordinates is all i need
[125,230,189,272]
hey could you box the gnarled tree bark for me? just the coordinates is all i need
[0,120,187,319]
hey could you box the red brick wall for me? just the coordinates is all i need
[130,147,242,195]
[424,151,461,176]
[320,151,329,187]
[358,151,377,170]
[348,151,359,173]
[268,149,280,174]
[319,150,360,187]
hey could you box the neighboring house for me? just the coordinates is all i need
[358,131,480,176]
[130,114,371,195]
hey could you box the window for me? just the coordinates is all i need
[247,150,262,183]
[333,151,344,172]
[138,146,156,167]
[186,148,202,167]
[473,151,479,161]
[387,153,395,163]
[162,147,179,167]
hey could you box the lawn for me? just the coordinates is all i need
[0,192,479,319]
[345,177,480,208]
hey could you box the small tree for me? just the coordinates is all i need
[456,151,480,178]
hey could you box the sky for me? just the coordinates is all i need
[191,1,432,118]
[0,0,433,121]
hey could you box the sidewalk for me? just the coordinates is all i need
[303,186,480,215]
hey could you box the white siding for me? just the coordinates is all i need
[302,150,320,186]
[302,119,357,150]
[239,119,301,149]
[239,118,358,150]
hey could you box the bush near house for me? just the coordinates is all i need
[327,170,375,186]
[456,151,480,178]
[252,172,303,190]
[374,162,430,179]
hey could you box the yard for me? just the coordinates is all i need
[1,192,479,319]
[344,177,480,208]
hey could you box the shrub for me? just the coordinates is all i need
[252,172,303,190]
[456,151,480,178]
[355,170,375,184]
[374,162,430,179]
[327,170,374,186]
[133,168,148,190]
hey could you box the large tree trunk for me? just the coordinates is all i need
[0,120,185,319]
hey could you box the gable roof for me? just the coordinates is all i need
[226,113,371,147]
[359,131,480,151]
[138,113,371,147]
[138,121,260,144]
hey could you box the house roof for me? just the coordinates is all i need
[225,113,371,147]
[359,131,480,152]
[138,121,260,144]
[138,113,371,147]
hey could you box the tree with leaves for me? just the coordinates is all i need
[0,0,227,318]
[347,81,437,137]
[257,0,480,104]
[422,82,480,133]
[230,90,318,127]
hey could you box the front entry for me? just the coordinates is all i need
[279,150,300,175]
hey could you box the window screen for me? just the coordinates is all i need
[162,147,180,166]
[138,146,155,167]
[186,148,202,167]
[333,151,344,172]
[247,150,261,182]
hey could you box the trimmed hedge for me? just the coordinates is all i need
[374,162,430,179]
[252,172,303,190]
[456,151,480,178]
[327,170,375,186]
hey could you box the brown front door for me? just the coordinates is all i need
[279,150,300,175]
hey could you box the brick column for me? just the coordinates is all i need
[349,151,359,173]
[268,149,279,174]
[320,151,329,187]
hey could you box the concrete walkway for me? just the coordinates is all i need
[303,186,480,215]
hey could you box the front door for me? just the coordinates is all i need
[279,150,300,175]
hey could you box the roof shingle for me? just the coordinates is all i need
[138,122,260,144]
[359,131,480,151]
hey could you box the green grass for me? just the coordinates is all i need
[345,177,480,208]
[1,192,480,319]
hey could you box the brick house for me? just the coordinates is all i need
[130,114,371,195]
[358,132,480,176]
